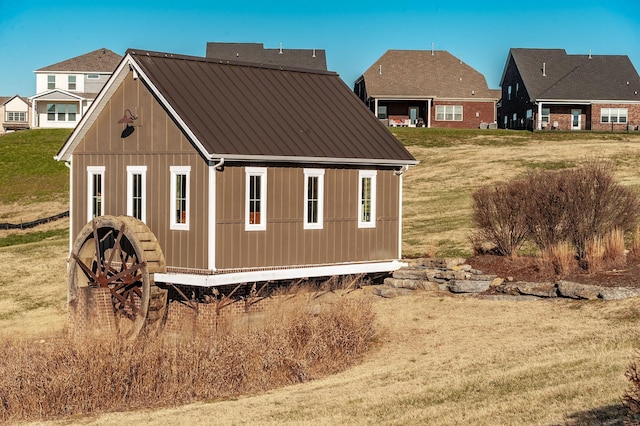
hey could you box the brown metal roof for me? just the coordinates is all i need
[360,50,499,100]
[129,50,416,166]
[36,48,122,73]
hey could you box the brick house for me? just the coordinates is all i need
[354,50,500,129]
[499,48,640,131]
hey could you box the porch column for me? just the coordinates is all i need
[374,98,379,118]
[427,99,432,128]
[537,102,543,130]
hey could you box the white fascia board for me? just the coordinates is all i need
[537,99,640,105]
[29,89,86,101]
[55,56,134,162]
[155,260,406,287]
[207,153,419,167]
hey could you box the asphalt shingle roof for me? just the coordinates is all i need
[360,50,499,100]
[206,42,327,71]
[36,48,122,73]
[508,48,640,101]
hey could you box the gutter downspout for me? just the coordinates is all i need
[208,158,225,271]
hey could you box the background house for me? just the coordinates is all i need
[354,50,500,129]
[0,95,30,134]
[29,48,121,129]
[499,48,640,131]
[56,49,417,287]
[206,42,327,70]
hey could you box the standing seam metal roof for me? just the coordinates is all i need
[130,50,416,164]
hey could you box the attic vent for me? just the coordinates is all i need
[379,65,382,75]
[542,62,546,77]
[312,48,316,58]
[431,42,435,56]
[279,42,283,54]
[589,49,592,59]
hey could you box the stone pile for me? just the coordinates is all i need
[374,258,640,301]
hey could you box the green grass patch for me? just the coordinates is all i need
[0,129,71,203]
[0,228,68,248]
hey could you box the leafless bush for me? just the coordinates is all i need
[624,353,640,424]
[562,161,639,263]
[472,161,638,273]
[0,296,376,423]
[471,179,529,257]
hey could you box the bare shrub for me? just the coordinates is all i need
[0,296,376,423]
[471,179,529,257]
[523,170,569,251]
[624,353,640,424]
[561,161,639,263]
[630,226,640,259]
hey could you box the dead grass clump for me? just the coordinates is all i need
[541,241,575,276]
[603,228,626,269]
[0,297,376,423]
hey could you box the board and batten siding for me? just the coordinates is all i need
[215,167,400,270]
[70,72,210,270]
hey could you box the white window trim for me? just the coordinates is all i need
[601,107,628,123]
[170,166,190,231]
[303,168,325,230]
[358,170,377,229]
[86,166,105,222]
[126,165,147,222]
[245,167,267,231]
[435,105,463,121]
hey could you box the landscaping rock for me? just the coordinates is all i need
[447,279,490,294]
[515,282,557,298]
[392,268,434,281]
[598,287,640,300]
[372,286,413,298]
[490,277,505,287]
[556,280,600,300]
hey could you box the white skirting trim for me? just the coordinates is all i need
[154,260,406,287]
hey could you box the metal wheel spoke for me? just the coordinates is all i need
[105,261,146,285]
[104,224,126,274]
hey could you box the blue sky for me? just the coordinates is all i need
[1,0,639,96]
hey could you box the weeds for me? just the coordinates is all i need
[0,296,376,423]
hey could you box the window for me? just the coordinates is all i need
[170,166,190,230]
[378,105,388,119]
[245,167,267,231]
[87,166,105,221]
[127,166,147,222]
[601,108,628,123]
[6,112,26,122]
[68,75,76,90]
[304,169,324,230]
[46,103,77,121]
[87,74,100,79]
[435,105,462,121]
[541,108,550,123]
[507,85,512,100]
[47,75,55,90]
[358,170,377,228]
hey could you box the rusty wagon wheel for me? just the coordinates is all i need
[68,215,166,339]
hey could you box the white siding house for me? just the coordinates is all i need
[0,95,31,134]
[29,48,121,129]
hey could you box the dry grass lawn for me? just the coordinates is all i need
[33,290,640,425]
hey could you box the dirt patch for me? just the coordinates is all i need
[467,254,640,288]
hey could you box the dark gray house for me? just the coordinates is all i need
[499,48,640,131]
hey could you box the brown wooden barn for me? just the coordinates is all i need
[56,49,418,290]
